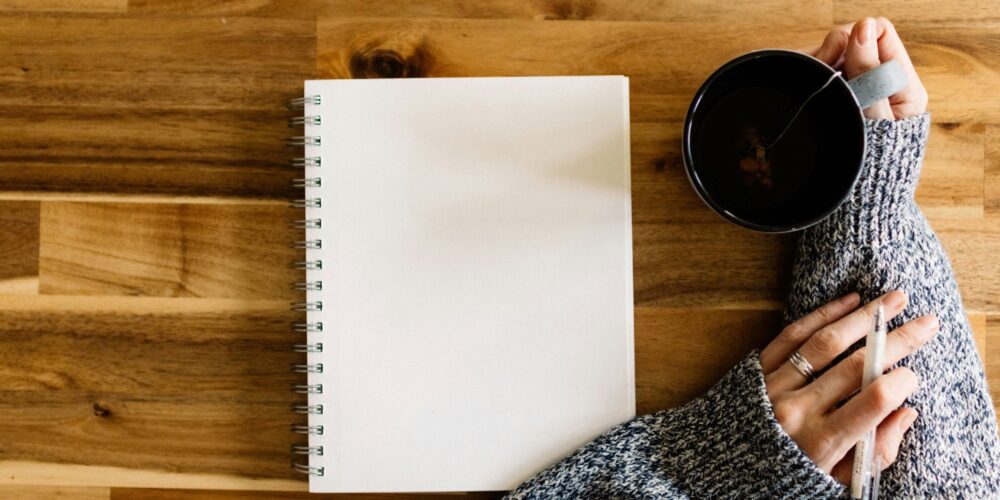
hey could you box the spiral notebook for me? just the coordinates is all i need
[288,76,635,492]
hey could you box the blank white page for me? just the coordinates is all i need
[302,76,634,492]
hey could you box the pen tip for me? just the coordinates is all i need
[875,304,884,327]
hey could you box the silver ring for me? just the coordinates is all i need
[788,351,815,380]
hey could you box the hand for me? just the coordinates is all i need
[804,17,928,120]
[759,291,939,484]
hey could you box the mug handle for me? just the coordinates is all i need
[846,58,908,110]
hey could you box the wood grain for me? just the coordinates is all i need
[318,18,829,121]
[325,0,834,24]
[0,486,110,500]
[318,19,1000,123]
[916,122,984,219]
[0,461,303,492]
[0,296,306,481]
[123,0,323,19]
[0,0,125,13]
[0,16,314,201]
[934,219,1000,312]
[970,313,988,363]
[635,307,778,413]
[834,0,1000,24]
[987,126,999,216]
[988,315,1000,413]
[0,201,39,294]
[111,488,502,499]
[38,203,304,299]
[633,221,796,308]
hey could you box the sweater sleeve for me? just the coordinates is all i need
[505,349,848,499]
[785,112,1000,497]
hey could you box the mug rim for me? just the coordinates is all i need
[682,48,868,233]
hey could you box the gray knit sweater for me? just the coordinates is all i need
[506,113,1000,499]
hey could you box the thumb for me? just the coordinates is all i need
[845,17,893,119]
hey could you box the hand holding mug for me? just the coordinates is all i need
[805,17,928,120]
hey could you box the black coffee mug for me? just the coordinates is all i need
[682,49,907,232]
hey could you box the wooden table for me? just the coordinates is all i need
[1,1,997,498]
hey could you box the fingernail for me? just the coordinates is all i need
[884,291,906,309]
[900,410,918,432]
[858,18,875,44]
[842,292,861,306]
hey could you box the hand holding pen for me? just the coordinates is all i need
[757,291,938,485]
[852,305,888,500]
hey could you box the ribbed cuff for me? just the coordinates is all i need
[687,349,847,498]
[820,113,931,246]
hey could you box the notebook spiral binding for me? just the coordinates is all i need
[289,94,325,478]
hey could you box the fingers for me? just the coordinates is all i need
[830,407,918,484]
[810,17,928,119]
[760,292,861,373]
[828,367,919,444]
[767,291,907,393]
[806,314,938,409]
[844,17,894,119]
[813,23,853,67]
[844,17,881,79]
[873,17,928,118]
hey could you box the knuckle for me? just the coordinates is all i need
[810,328,842,355]
[896,324,920,352]
[815,427,843,457]
[917,88,929,107]
[878,441,900,465]
[780,323,802,342]
[831,28,849,44]
[815,304,835,324]
[868,381,895,410]
[845,350,867,374]
[780,322,806,343]
[772,399,800,426]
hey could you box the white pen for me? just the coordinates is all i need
[851,305,887,500]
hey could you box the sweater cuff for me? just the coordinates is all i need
[695,349,847,498]
[821,113,931,244]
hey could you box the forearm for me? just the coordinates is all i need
[784,113,1000,496]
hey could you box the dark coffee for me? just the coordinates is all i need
[695,86,819,212]
[683,50,867,232]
